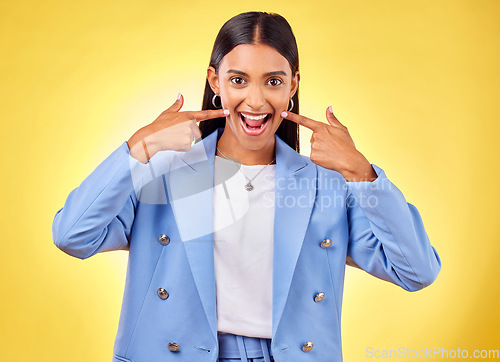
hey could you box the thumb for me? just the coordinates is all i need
[165,93,184,113]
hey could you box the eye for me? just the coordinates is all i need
[267,78,283,86]
[230,77,245,85]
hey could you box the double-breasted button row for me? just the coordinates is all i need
[301,239,329,353]
[158,234,170,245]
[168,342,180,352]
[160,286,176,353]
[304,293,321,352]
[320,238,333,248]
[315,238,330,305]
[315,238,330,304]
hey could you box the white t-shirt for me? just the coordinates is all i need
[213,155,276,338]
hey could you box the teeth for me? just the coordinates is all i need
[241,113,268,120]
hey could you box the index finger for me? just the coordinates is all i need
[189,109,229,123]
[281,111,324,131]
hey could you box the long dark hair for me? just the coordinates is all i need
[199,11,300,152]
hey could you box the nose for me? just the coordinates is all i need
[245,84,266,110]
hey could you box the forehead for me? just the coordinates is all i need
[219,43,291,75]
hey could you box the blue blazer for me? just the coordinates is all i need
[53,128,441,362]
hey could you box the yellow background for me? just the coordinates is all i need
[1,0,499,360]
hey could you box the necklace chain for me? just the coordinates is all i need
[216,146,276,191]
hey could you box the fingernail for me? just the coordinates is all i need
[328,105,333,113]
[281,111,288,118]
[177,93,182,100]
[223,109,230,116]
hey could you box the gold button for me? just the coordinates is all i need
[314,292,325,302]
[157,288,169,300]
[320,238,333,248]
[302,341,314,352]
[158,234,170,245]
[168,342,180,352]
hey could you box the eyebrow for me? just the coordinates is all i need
[226,69,288,77]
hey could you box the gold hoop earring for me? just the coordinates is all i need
[212,93,221,108]
[288,98,294,112]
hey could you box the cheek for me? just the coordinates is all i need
[219,91,241,130]
[219,88,242,109]
[271,97,290,114]
[267,89,291,107]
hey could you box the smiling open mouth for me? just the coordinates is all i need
[239,112,271,136]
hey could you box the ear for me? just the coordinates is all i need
[207,66,220,94]
[290,71,300,98]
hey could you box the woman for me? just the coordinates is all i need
[52,11,441,362]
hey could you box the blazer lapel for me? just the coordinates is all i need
[165,130,220,342]
[272,135,317,338]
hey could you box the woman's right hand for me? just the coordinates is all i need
[127,94,228,163]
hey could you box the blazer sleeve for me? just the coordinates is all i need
[345,164,441,291]
[52,142,154,260]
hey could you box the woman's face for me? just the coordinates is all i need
[207,43,299,153]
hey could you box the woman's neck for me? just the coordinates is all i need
[216,130,276,165]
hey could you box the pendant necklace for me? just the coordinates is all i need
[216,146,276,191]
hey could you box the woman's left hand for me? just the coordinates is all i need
[281,106,378,182]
